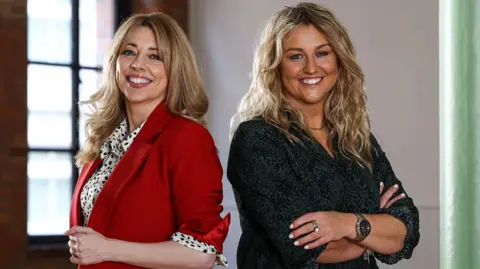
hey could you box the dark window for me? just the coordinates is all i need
[26,0,124,245]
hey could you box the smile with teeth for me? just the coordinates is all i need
[300,77,322,85]
[127,76,152,84]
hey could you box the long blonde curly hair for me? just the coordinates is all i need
[76,12,208,166]
[231,2,373,169]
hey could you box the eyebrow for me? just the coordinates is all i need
[284,43,330,52]
[125,43,158,51]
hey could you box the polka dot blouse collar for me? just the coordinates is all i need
[100,118,145,159]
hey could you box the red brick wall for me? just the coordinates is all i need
[0,0,188,268]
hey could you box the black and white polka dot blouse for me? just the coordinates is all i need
[80,118,228,267]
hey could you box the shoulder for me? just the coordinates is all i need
[369,132,384,156]
[233,118,282,142]
[164,116,215,146]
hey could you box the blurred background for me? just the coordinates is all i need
[1,0,477,268]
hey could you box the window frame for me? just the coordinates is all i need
[27,0,131,246]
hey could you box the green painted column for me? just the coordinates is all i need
[440,0,480,268]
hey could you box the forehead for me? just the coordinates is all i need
[124,26,158,46]
[283,24,328,48]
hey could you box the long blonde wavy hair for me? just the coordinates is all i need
[231,2,373,169]
[76,12,208,166]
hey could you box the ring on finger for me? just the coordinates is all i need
[311,220,319,232]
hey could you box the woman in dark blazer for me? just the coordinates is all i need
[227,3,419,269]
[66,13,230,269]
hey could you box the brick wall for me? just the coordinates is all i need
[0,0,188,268]
[0,0,28,268]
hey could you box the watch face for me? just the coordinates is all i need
[359,219,371,236]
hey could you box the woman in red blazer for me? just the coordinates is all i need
[66,12,230,269]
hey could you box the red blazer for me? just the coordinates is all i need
[69,103,231,269]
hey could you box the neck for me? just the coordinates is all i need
[125,99,164,133]
[290,100,326,130]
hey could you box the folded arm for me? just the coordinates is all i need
[315,239,365,264]
[228,120,359,267]
[327,135,419,261]
[367,135,420,264]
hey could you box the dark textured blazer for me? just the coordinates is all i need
[227,118,420,269]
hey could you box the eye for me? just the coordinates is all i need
[315,51,329,58]
[149,54,161,61]
[121,49,135,56]
[290,54,303,60]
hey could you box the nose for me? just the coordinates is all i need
[130,56,146,71]
[303,57,317,74]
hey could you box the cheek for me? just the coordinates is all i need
[116,58,129,77]
[150,63,167,79]
[280,62,301,83]
[322,55,338,74]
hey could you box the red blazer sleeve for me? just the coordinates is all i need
[168,121,230,253]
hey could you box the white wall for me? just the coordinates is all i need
[189,1,439,268]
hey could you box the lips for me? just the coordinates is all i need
[126,75,152,88]
[300,77,322,85]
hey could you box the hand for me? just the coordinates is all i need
[380,182,405,209]
[65,226,111,266]
[289,211,356,250]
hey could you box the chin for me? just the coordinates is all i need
[123,95,149,104]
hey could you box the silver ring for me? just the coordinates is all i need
[311,220,319,232]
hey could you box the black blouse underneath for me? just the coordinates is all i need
[227,118,420,269]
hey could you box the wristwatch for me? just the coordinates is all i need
[354,213,371,242]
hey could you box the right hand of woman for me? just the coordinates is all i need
[289,182,406,250]
[379,182,405,209]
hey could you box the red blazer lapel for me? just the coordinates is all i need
[70,159,102,227]
[85,102,173,235]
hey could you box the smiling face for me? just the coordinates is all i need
[280,24,339,110]
[116,26,168,107]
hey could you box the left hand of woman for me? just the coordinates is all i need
[289,211,355,250]
[65,226,111,265]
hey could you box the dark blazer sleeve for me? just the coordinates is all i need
[168,122,230,254]
[370,134,420,264]
[227,120,327,268]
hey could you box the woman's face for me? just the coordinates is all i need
[116,26,167,107]
[279,25,339,109]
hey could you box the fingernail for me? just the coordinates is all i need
[400,193,406,197]
[290,224,293,229]
[380,182,384,185]
[314,228,319,232]
[288,234,293,239]
[304,245,309,249]
[394,184,399,188]
[294,241,299,246]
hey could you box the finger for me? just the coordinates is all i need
[293,229,325,247]
[67,226,93,235]
[70,256,82,265]
[70,246,80,256]
[67,240,77,249]
[304,234,331,250]
[69,235,82,243]
[384,193,406,208]
[379,182,384,194]
[289,221,318,240]
[380,184,399,208]
[290,213,315,229]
